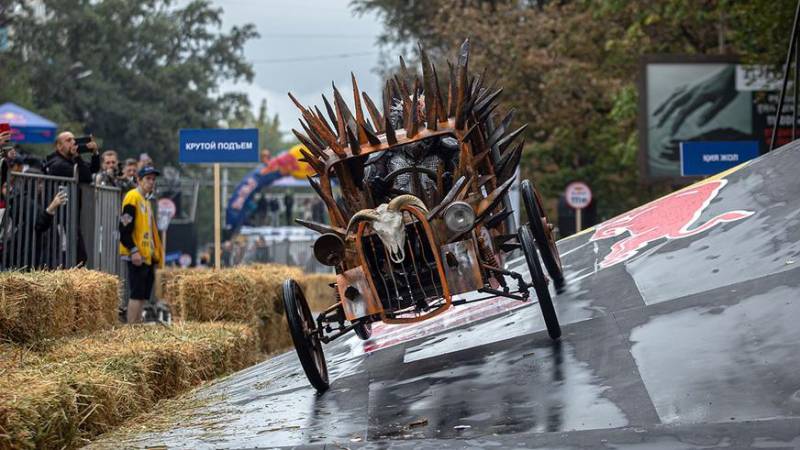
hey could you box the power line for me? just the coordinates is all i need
[250,51,377,64]
[258,33,377,39]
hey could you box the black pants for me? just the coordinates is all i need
[127,261,155,300]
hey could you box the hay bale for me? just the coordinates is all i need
[0,272,76,343]
[298,273,337,312]
[156,268,192,319]
[176,271,258,322]
[0,375,79,450]
[0,322,259,450]
[64,269,119,334]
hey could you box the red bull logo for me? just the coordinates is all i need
[590,179,754,268]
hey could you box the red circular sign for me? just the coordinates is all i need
[158,198,177,219]
[565,182,592,209]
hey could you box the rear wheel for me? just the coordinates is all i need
[518,226,561,340]
[354,321,373,340]
[283,279,330,392]
[521,179,564,289]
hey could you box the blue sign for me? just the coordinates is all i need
[680,141,760,176]
[179,128,259,164]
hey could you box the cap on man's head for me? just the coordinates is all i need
[137,166,160,178]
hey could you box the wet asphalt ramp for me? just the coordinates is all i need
[99,143,800,449]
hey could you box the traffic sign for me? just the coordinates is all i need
[157,198,176,231]
[565,181,592,210]
[179,128,259,164]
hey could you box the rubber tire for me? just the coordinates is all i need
[354,321,373,340]
[521,179,565,289]
[283,279,330,392]
[519,226,561,340]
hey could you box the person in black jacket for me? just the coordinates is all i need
[43,131,100,266]
[44,132,100,182]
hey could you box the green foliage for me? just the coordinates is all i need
[2,0,258,166]
[351,0,795,219]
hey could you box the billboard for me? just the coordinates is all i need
[638,56,792,181]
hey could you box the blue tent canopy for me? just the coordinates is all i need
[0,102,58,144]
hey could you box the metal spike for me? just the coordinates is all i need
[489,109,515,145]
[493,233,517,246]
[398,55,412,94]
[332,82,354,143]
[432,62,447,123]
[382,80,393,122]
[419,43,437,130]
[447,60,456,117]
[299,118,326,151]
[499,242,522,253]
[292,128,328,162]
[346,119,361,155]
[308,176,346,226]
[496,124,528,153]
[360,121,382,145]
[288,92,307,112]
[384,115,397,145]
[477,102,499,123]
[476,175,516,220]
[486,209,513,229]
[295,218,346,237]
[298,148,324,174]
[474,87,503,115]
[497,140,523,182]
[321,94,339,136]
[460,122,480,144]
[351,72,368,144]
[361,92,385,134]
[314,105,336,138]
[426,175,469,220]
[478,174,496,187]
[454,39,470,129]
[409,82,420,137]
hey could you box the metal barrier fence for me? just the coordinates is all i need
[1,159,79,269]
[81,183,122,275]
[1,158,122,273]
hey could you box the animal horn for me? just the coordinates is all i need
[346,209,381,235]
[388,194,428,213]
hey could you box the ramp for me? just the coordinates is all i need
[93,143,800,449]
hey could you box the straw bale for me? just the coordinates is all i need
[0,271,75,343]
[0,375,79,450]
[176,271,258,322]
[0,322,258,450]
[298,273,337,312]
[63,269,119,334]
[156,268,192,319]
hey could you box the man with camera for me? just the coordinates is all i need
[94,150,119,187]
[44,131,100,182]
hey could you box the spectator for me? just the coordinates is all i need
[43,131,100,266]
[0,130,10,147]
[94,150,119,187]
[138,152,153,171]
[119,166,163,324]
[118,158,138,194]
[284,192,294,225]
[44,132,100,183]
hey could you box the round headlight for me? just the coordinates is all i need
[443,201,476,233]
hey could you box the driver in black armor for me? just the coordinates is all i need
[364,95,460,206]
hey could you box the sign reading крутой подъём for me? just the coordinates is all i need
[179,128,259,164]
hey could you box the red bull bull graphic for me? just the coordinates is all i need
[590,179,754,268]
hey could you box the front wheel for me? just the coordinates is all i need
[521,179,564,289]
[283,279,330,392]
[518,226,561,340]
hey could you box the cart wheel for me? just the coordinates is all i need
[283,279,330,392]
[354,321,372,340]
[521,179,565,289]
[518,225,561,340]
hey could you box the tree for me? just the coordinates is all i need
[3,0,258,167]
[351,0,796,219]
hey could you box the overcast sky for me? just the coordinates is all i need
[211,0,387,140]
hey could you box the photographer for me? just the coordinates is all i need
[43,131,100,266]
[44,131,100,182]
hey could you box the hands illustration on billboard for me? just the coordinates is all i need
[653,65,737,135]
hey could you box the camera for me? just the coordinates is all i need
[75,136,94,153]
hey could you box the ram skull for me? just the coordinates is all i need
[347,195,428,264]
